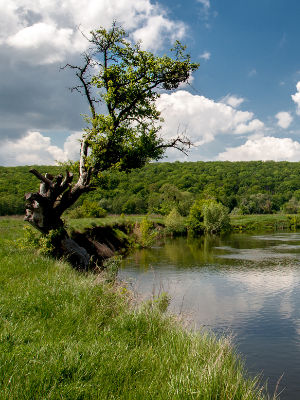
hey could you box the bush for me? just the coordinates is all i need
[164,208,186,235]
[188,198,216,235]
[137,216,158,247]
[188,198,230,234]
[202,202,231,234]
[67,200,107,219]
[283,197,300,214]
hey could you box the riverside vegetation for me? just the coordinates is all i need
[0,216,277,399]
[3,160,300,217]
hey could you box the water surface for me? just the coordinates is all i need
[120,232,300,399]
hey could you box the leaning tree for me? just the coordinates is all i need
[24,22,200,269]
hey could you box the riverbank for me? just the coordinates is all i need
[65,212,300,235]
[0,217,273,399]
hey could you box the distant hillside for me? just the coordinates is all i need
[0,165,65,215]
[1,161,300,216]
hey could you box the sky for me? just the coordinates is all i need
[2,0,300,166]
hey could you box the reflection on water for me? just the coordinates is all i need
[119,232,300,400]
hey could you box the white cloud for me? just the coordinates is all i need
[156,91,264,146]
[4,0,187,64]
[218,136,300,162]
[198,0,210,7]
[199,51,211,61]
[62,132,83,161]
[222,94,245,108]
[0,131,82,166]
[275,111,293,129]
[249,69,257,77]
[197,0,210,19]
[234,119,265,134]
[292,82,300,115]
[132,14,186,51]
[7,22,74,64]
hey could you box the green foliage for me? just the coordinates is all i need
[15,225,63,255]
[72,23,199,174]
[67,200,107,219]
[202,202,231,234]
[5,160,300,217]
[188,198,216,235]
[145,293,172,313]
[158,184,184,215]
[283,197,300,214]
[138,216,158,247]
[164,208,186,235]
[286,215,300,229]
[102,256,122,283]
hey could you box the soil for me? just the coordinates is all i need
[71,224,131,269]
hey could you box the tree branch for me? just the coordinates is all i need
[29,169,55,188]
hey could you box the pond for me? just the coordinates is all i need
[119,232,300,400]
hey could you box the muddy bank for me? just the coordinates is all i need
[70,224,131,269]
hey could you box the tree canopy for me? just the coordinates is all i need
[63,21,200,174]
[22,22,200,268]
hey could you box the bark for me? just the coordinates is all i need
[24,159,95,270]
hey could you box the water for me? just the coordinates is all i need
[119,232,300,399]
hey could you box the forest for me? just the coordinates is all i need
[1,160,300,216]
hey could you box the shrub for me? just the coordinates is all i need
[188,198,216,235]
[164,208,186,235]
[67,200,107,219]
[202,202,231,234]
[283,197,300,214]
[188,198,230,235]
[137,216,158,247]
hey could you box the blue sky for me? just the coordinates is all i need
[1,0,300,165]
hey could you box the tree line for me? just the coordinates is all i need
[2,160,300,216]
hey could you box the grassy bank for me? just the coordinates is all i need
[0,217,274,399]
[229,214,297,231]
[65,212,300,236]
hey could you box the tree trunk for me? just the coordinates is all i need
[24,166,94,270]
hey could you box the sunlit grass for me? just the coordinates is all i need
[65,214,166,233]
[230,214,291,231]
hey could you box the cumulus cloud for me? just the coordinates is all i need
[218,136,300,162]
[234,119,265,134]
[0,0,189,161]
[222,94,245,108]
[6,22,74,64]
[156,91,265,145]
[0,131,82,166]
[4,0,187,64]
[292,82,300,115]
[275,111,293,129]
[199,51,211,61]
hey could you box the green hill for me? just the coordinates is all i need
[1,160,300,216]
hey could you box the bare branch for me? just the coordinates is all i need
[29,169,55,188]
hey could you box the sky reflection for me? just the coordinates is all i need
[120,232,300,399]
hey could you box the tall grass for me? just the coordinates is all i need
[0,217,275,399]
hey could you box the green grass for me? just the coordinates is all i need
[230,214,292,231]
[66,212,297,235]
[65,214,166,233]
[0,217,275,399]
